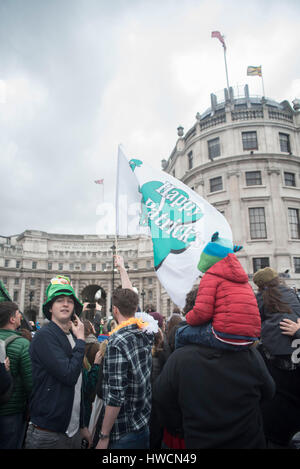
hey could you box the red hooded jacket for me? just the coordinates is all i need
[186,254,261,342]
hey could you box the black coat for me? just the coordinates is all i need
[153,344,275,449]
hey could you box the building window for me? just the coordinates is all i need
[279,133,291,153]
[148,290,153,301]
[147,260,151,269]
[48,262,52,270]
[32,262,37,270]
[242,131,258,151]
[294,258,300,273]
[209,176,223,193]
[13,291,19,302]
[288,208,300,239]
[133,262,138,270]
[59,263,63,270]
[30,279,35,286]
[92,264,96,271]
[4,260,9,267]
[148,277,152,285]
[81,264,86,271]
[208,137,220,159]
[69,263,74,270]
[14,278,19,285]
[246,171,262,186]
[16,261,21,269]
[187,151,193,169]
[284,172,296,187]
[253,257,270,273]
[249,207,267,239]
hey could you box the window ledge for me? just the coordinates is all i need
[247,239,273,243]
[242,185,266,189]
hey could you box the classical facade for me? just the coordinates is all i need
[162,84,300,290]
[0,231,174,322]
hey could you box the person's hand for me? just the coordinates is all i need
[114,254,125,271]
[95,303,102,312]
[82,302,89,311]
[80,427,92,448]
[95,436,109,450]
[70,314,85,340]
[280,318,300,336]
[94,349,104,365]
[4,356,10,372]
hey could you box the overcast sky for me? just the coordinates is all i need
[1,0,300,236]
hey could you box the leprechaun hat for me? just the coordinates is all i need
[42,275,83,320]
[0,280,12,303]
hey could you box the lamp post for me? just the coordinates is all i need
[141,288,145,312]
[29,291,34,311]
[110,242,116,312]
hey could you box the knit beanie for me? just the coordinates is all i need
[197,232,243,273]
[43,275,83,320]
[149,312,164,329]
[253,267,278,288]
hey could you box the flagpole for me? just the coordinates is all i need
[261,66,266,98]
[223,44,230,93]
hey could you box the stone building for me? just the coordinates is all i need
[162,84,300,291]
[0,231,173,322]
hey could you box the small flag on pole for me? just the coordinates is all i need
[95,179,104,184]
[211,31,226,49]
[247,66,262,77]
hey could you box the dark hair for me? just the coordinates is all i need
[85,342,100,368]
[0,301,19,328]
[166,314,184,352]
[259,277,292,314]
[112,288,139,318]
[145,304,156,313]
[183,288,198,315]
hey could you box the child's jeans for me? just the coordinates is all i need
[175,322,251,351]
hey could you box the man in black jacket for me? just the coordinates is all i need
[153,344,275,449]
[25,276,91,449]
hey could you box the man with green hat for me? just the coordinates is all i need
[0,281,33,449]
[25,276,92,449]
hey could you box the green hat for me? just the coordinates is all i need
[43,275,83,320]
[0,280,12,303]
[198,232,243,273]
[253,267,278,288]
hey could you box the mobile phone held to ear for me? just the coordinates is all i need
[71,313,77,323]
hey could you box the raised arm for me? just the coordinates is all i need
[114,254,133,290]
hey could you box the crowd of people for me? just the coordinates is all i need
[0,244,300,450]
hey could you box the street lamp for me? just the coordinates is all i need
[141,289,146,312]
[29,291,34,311]
[110,242,116,312]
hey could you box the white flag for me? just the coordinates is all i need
[116,145,233,308]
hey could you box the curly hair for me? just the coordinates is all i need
[183,288,198,315]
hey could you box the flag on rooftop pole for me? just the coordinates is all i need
[247,65,265,97]
[95,179,104,184]
[211,31,230,93]
[115,145,233,308]
[211,30,226,49]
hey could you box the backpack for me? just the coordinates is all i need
[0,335,23,405]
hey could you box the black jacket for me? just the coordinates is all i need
[256,285,300,356]
[29,321,85,432]
[153,344,275,449]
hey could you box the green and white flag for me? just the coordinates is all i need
[116,145,233,308]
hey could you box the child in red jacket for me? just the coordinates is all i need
[176,232,261,350]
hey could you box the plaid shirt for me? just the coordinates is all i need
[100,324,153,442]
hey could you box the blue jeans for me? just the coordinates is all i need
[175,323,248,351]
[109,427,149,449]
[0,413,27,449]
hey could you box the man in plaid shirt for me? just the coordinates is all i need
[96,258,153,449]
